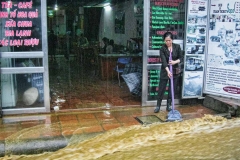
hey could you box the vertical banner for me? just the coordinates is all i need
[182,0,208,98]
[204,0,240,99]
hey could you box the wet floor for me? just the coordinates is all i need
[0,104,222,158]
[1,112,240,160]
[49,56,141,111]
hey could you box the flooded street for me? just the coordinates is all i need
[1,115,240,159]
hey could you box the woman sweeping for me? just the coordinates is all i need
[154,32,183,113]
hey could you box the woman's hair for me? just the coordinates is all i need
[109,39,114,46]
[163,31,174,40]
[102,37,109,44]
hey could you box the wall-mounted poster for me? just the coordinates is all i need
[149,0,185,50]
[182,0,208,98]
[115,11,125,34]
[204,0,240,99]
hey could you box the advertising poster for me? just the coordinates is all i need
[146,0,185,101]
[182,0,208,98]
[204,0,240,98]
[149,0,185,50]
[147,65,161,101]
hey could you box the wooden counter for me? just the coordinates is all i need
[99,53,142,80]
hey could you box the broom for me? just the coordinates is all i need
[167,51,182,122]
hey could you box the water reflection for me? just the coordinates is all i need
[1,115,240,160]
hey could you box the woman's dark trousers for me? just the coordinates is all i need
[154,77,178,113]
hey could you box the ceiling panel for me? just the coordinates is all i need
[47,0,88,7]
[47,0,120,8]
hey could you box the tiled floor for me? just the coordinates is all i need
[49,56,141,111]
[0,93,219,156]
[0,105,217,141]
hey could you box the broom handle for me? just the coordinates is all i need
[169,51,175,111]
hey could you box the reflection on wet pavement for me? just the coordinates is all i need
[0,105,218,157]
[1,115,240,160]
[135,115,163,124]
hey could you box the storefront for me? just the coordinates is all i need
[1,0,239,116]
[142,0,240,107]
[0,0,50,115]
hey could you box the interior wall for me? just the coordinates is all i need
[84,8,103,42]
[99,0,137,47]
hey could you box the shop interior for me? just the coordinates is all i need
[1,0,183,111]
[47,0,144,111]
[1,0,144,111]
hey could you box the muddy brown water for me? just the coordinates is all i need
[1,115,240,160]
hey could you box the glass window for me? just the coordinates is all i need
[1,58,43,67]
[1,73,44,109]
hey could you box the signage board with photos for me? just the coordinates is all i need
[181,0,208,99]
[203,0,240,99]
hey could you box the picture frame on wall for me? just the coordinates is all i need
[115,10,125,34]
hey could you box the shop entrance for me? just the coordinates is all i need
[47,6,142,111]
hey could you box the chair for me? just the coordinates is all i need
[114,57,132,86]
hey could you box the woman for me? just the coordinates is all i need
[106,39,114,54]
[102,37,109,54]
[78,33,89,46]
[154,32,182,113]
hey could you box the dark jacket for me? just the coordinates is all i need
[160,43,182,79]
[48,33,57,48]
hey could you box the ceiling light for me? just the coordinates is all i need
[104,5,111,11]
[54,4,58,10]
[104,3,110,7]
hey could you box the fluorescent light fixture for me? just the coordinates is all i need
[104,3,110,7]
[84,2,112,8]
[104,5,111,11]
[104,3,111,11]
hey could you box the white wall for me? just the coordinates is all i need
[99,0,137,47]
[53,9,66,35]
